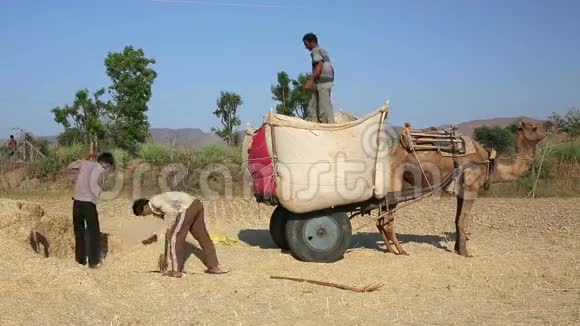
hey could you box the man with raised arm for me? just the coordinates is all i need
[66,152,115,268]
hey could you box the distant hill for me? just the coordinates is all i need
[36,116,539,147]
[437,116,537,137]
[384,116,536,137]
[149,128,225,148]
[37,128,225,149]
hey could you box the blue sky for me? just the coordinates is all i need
[1,0,579,137]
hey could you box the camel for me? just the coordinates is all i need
[248,108,552,257]
[384,119,553,257]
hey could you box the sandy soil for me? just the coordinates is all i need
[0,194,578,325]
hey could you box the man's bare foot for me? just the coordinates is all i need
[205,266,229,274]
[164,271,183,278]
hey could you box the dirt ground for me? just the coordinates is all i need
[0,194,578,325]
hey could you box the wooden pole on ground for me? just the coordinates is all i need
[270,276,384,293]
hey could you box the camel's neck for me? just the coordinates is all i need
[492,131,537,183]
[515,131,536,158]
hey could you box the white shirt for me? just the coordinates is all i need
[67,160,107,204]
[148,191,196,228]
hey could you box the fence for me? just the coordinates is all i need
[0,141,46,172]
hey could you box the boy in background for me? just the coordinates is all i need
[7,135,17,156]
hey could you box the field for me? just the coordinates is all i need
[0,194,578,325]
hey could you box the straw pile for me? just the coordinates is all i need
[0,198,125,259]
[29,214,75,258]
[0,199,45,242]
[29,214,127,259]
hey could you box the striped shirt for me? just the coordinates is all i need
[311,47,334,85]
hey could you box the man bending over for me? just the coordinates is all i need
[132,191,227,278]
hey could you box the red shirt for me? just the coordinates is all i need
[8,139,16,150]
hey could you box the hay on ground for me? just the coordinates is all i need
[0,199,45,240]
[29,214,126,259]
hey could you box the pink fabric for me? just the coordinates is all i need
[248,126,276,198]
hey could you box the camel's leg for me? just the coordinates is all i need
[454,168,480,257]
[386,220,408,255]
[376,218,396,254]
[381,224,398,255]
[379,166,407,255]
[454,195,463,253]
[455,198,475,257]
[385,203,408,255]
[454,196,470,256]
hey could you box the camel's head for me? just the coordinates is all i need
[518,120,553,143]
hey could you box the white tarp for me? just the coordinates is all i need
[263,102,391,213]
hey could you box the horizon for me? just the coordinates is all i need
[15,114,539,142]
[1,0,579,137]
[7,113,541,138]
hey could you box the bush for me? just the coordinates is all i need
[137,142,170,165]
[57,128,85,146]
[55,143,89,165]
[550,107,580,137]
[473,126,516,154]
[111,148,131,169]
[197,144,243,165]
[226,146,243,165]
[528,144,556,180]
[0,145,9,156]
[198,145,226,163]
[27,156,63,180]
[549,142,580,163]
[131,144,244,195]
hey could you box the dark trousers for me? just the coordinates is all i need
[72,200,101,267]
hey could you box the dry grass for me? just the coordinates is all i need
[0,194,578,325]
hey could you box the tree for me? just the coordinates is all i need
[105,46,157,150]
[290,73,312,119]
[550,107,579,137]
[52,88,109,146]
[271,72,294,116]
[56,128,84,146]
[270,71,313,119]
[212,91,243,147]
[52,45,157,151]
[473,126,516,154]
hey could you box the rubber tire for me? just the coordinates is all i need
[285,211,352,263]
[269,206,290,250]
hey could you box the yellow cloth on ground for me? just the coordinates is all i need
[209,233,238,247]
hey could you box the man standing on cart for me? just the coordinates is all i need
[303,33,335,123]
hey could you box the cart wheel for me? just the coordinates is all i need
[269,206,290,249]
[285,211,351,263]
